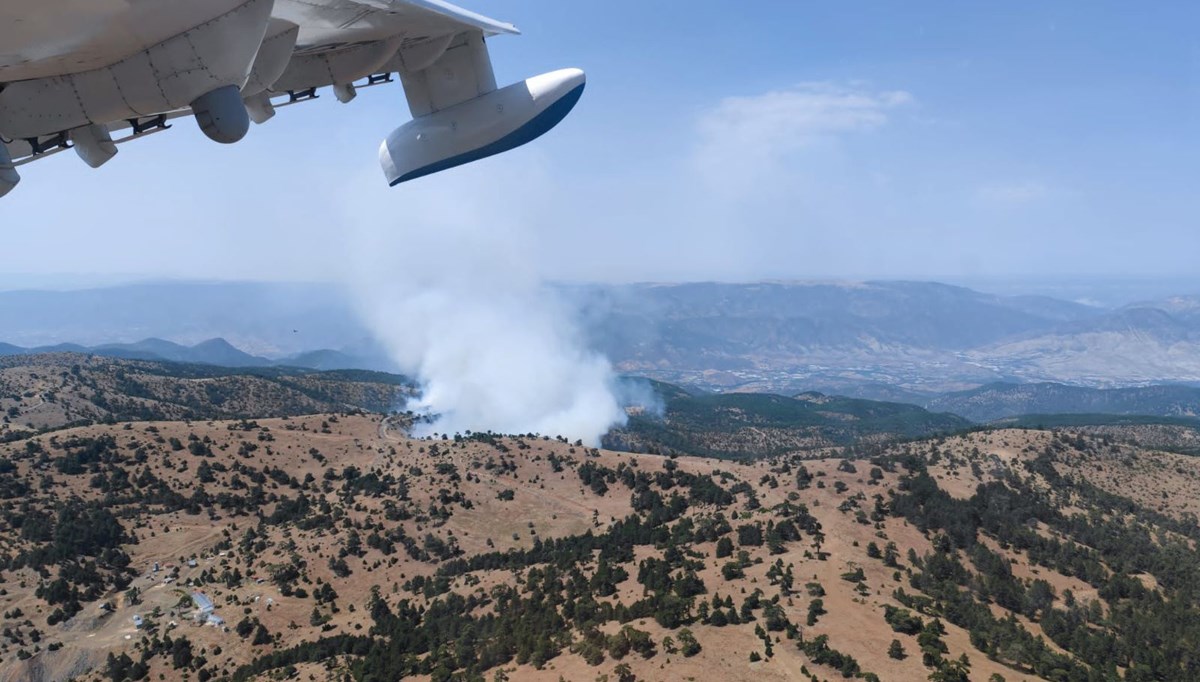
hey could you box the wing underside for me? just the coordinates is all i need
[0,0,583,197]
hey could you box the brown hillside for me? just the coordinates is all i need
[2,410,1198,681]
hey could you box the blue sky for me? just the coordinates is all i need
[3,1,1198,284]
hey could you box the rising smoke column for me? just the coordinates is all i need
[343,158,625,445]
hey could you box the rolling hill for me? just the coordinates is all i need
[0,353,414,436]
[606,386,971,458]
[3,399,1200,680]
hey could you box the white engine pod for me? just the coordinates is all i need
[380,68,585,186]
[193,85,251,143]
[0,144,19,198]
[71,124,118,168]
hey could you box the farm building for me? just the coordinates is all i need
[191,592,214,614]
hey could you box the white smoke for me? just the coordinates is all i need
[612,376,666,420]
[342,155,625,445]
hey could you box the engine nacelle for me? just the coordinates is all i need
[192,85,250,144]
[379,68,585,186]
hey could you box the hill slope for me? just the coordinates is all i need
[926,381,1200,422]
[0,354,412,436]
[607,389,970,458]
[1,394,1198,681]
[2,355,1200,681]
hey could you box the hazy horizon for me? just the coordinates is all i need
[3,272,1200,308]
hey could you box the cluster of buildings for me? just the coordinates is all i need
[128,556,237,633]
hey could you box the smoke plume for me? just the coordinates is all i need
[343,157,625,445]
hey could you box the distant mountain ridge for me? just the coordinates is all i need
[0,337,383,371]
[4,279,1200,394]
[572,280,1200,392]
[924,382,1200,423]
[0,281,364,355]
[576,280,1102,357]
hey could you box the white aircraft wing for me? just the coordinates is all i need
[0,0,585,197]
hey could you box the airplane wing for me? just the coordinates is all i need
[0,0,585,197]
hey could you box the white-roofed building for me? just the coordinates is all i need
[191,592,214,615]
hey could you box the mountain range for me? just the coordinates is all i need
[4,278,1200,398]
[571,281,1200,392]
[0,280,366,356]
[5,342,1200,428]
[0,336,383,371]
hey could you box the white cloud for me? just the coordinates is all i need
[692,82,914,195]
